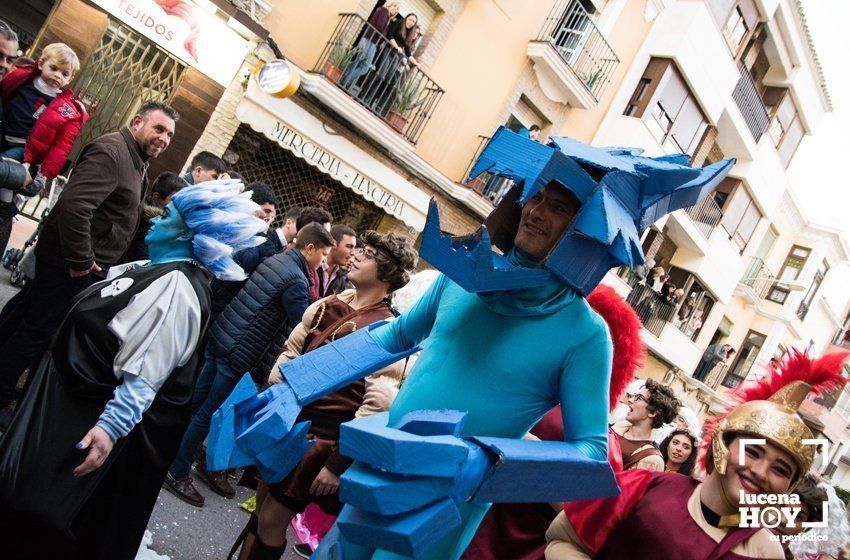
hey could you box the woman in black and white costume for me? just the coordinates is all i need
[0,180,267,560]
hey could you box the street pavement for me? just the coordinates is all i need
[0,271,305,560]
[146,479,302,560]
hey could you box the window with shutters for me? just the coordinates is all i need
[796,260,827,321]
[624,58,709,156]
[718,180,761,252]
[722,330,767,388]
[767,245,811,304]
[764,88,805,168]
[724,6,748,49]
[710,1,760,59]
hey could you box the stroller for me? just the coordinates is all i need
[1,175,67,288]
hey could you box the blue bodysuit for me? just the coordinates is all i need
[351,269,613,559]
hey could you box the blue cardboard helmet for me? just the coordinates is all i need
[420,126,735,296]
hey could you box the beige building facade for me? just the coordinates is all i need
[181,0,850,478]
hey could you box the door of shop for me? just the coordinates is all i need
[69,19,186,155]
[224,125,385,233]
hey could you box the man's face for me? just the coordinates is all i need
[129,110,175,159]
[0,36,18,79]
[193,166,220,184]
[283,218,297,241]
[513,182,580,262]
[723,438,796,505]
[348,245,379,287]
[329,234,356,269]
[625,389,655,425]
[304,244,331,270]
[254,203,275,224]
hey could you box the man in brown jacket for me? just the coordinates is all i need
[0,101,178,423]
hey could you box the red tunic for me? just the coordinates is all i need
[567,471,765,560]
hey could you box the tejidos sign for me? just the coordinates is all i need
[90,0,249,86]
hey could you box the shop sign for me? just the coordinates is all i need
[90,0,250,86]
[268,120,412,225]
[236,80,430,231]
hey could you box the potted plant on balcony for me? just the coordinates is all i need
[322,42,350,83]
[387,79,419,131]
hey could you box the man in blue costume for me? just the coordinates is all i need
[208,127,735,560]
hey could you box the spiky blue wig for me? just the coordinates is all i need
[171,180,267,281]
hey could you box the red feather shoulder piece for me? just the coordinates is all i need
[587,284,646,411]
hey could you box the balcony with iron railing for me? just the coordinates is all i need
[832,328,850,350]
[313,13,445,144]
[732,62,770,142]
[527,0,619,108]
[627,283,678,338]
[738,257,776,301]
[684,194,724,239]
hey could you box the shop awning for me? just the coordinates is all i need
[236,80,431,231]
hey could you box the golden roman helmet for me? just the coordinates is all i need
[711,380,814,487]
[705,349,850,489]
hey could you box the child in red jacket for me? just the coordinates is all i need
[0,43,86,196]
[0,43,86,250]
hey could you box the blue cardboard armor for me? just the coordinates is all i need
[420,126,735,295]
[205,129,735,559]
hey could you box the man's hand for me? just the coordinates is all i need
[311,466,340,496]
[268,367,283,385]
[21,162,32,186]
[70,262,102,278]
[74,425,114,477]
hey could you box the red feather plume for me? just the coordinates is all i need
[699,348,850,471]
[587,284,646,411]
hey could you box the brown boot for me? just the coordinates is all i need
[163,472,205,507]
[245,536,287,560]
[195,459,236,498]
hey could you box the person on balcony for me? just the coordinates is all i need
[648,266,665,291]
[365,12,420,116]
[682,309,704,338]
[519,124,542,141]
[693,343,734,382]
[340,1,399,90]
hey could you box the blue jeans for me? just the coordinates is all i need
[169,353,240,478]
[340,38,377,89]
[0,144,25,163]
